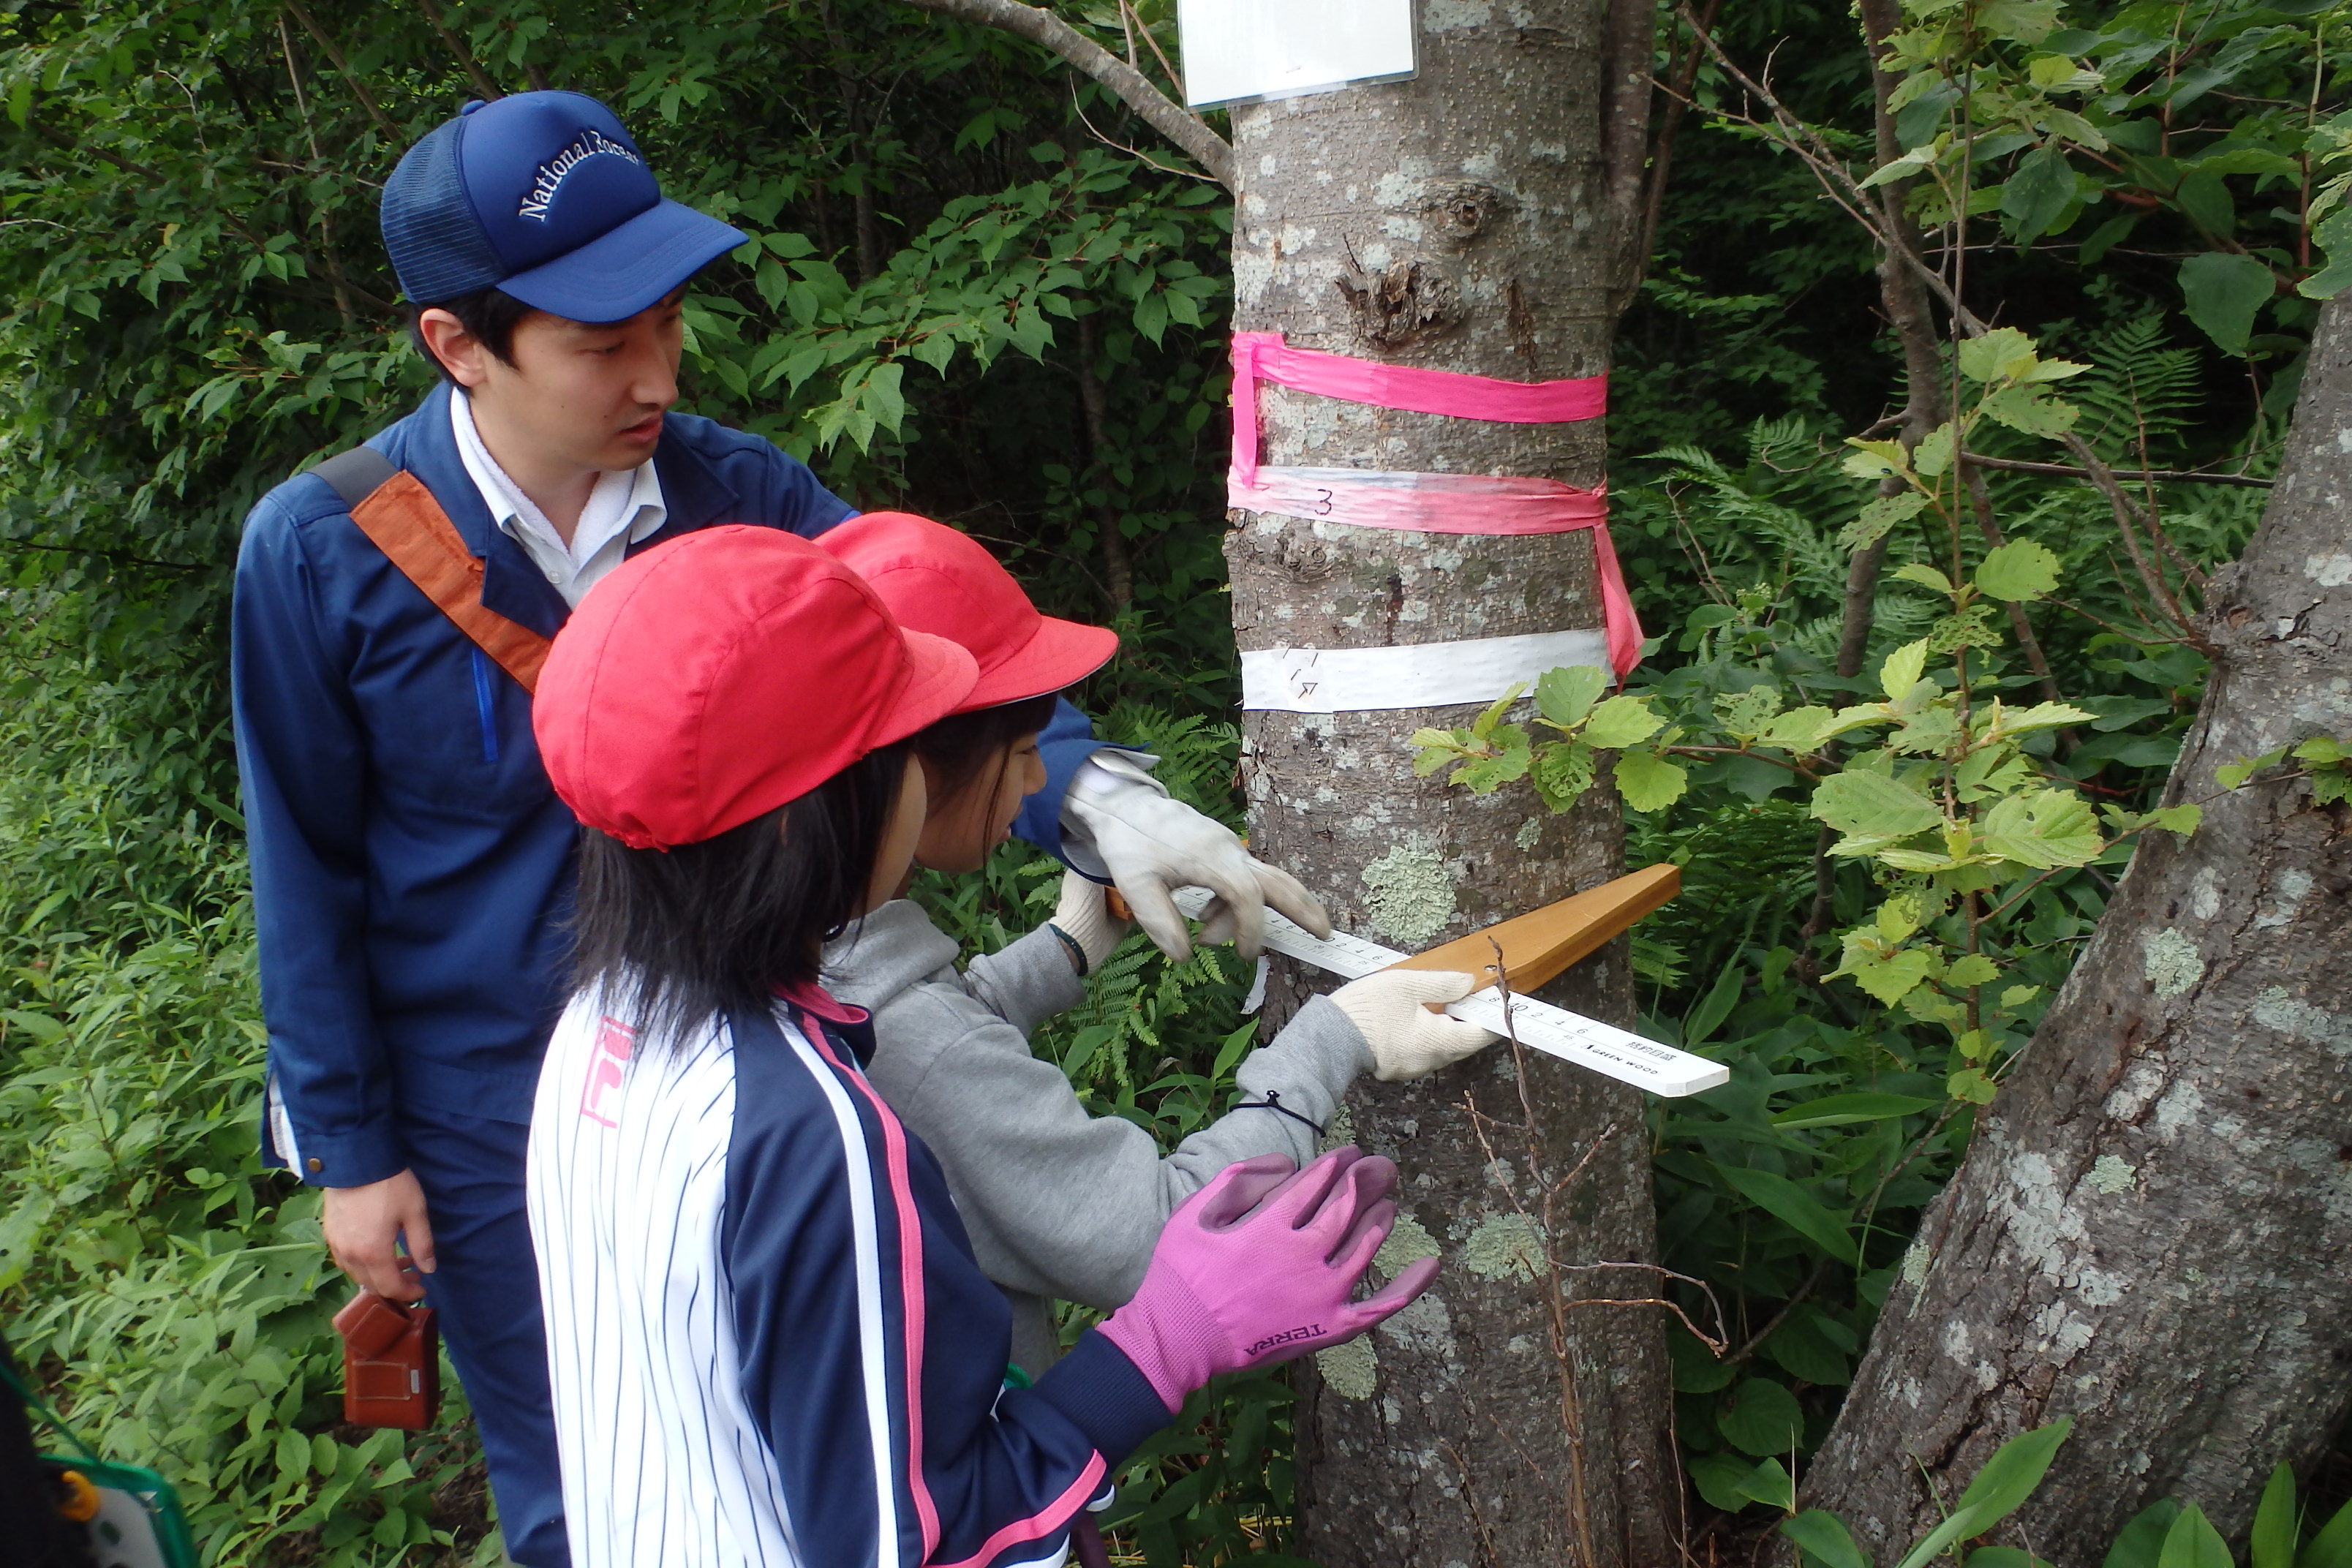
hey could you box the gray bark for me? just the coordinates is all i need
[1221,6,1676,1564]
[1798,297,2352,1563]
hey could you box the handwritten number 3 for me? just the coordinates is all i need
[1315,489,1334,516]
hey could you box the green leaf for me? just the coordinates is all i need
[2302,1483,2352,1568]
[1960,328,2040,383]
[1811,769,1944,843]
[1844,490,1931,551]
[1534,664,1609,728]
[1979,0,2061,43]
[1671,1327,1735,1392]
[1716,1375,1809,1455]
[1839,946,1939,1007]
[2179,252,2277,357]
[2249,1464,2297,1568]
[1684,962,1746,1050]
[2147,803,2203,836]
[1584,694,1666,750]
[1760,1306,1855,1387]
[2002,145,2077,244]
[2104,1500,2183,1568]
[1997,701,2095,736]
[1455,746,1532,794]
[1531,742,1598,811]
[2299,207,2352,299]
[1914,422,1958,477]
[1,1009,67,1046]
[1894,562,1956,595]
[1773,1092,1938,1130]
[1980,789,2104,868]
[1955,1417,2073,1532]
[1980,384,2081,437]
[1613,749,1689,812]
[1692,1452,1768,1512]
[2158,1505,2231,1568]
[1784,1512,1871,1568]
[1881,640,1930,701]
[1843,438,1909,479]
[1878,892,1923,943]
[1975,540,2062,602]
[1717,1166,1859,1263]
[1945,954,2001,987]
[1895,1505,1991,1568]
[1737,1457,1797,1512]
[2218,746,2291,789]
[1759,706,1840,755]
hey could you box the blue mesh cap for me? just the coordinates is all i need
[380,91,745,323]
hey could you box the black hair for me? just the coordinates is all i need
[570,741,911,1045]
[909,692,1059,809]
[407,286,538,382]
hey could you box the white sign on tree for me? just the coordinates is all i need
[1176,0,1417,110]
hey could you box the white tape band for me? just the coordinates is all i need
[1238,627,1610,714]
[1169,888,1727,1097]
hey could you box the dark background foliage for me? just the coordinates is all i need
[1,0,2338,1559]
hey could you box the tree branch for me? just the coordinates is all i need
[414,0,505,102]
[1600,0,1665,305]
[894,0,1232,186]
[1623,0,1721,307]
[282,0,400,140]
[1959,453,2273,489]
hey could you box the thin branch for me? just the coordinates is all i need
[1117,0,1182,101]
[1959,452,2273,489]
[282,0,401,140]
[1627,0,1722,302]
[1069,82,1221,185]
[2,539,208,574]
[894,0,1232,186]
[414,0,505,101]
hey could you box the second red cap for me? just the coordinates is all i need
[817,512,1117,711]
[534,525,979,850]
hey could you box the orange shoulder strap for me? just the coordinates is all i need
[339,467,551,693]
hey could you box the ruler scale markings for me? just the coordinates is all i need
[1171,889,1727,1097]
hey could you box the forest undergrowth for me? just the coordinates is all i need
[2,0,2345,1561]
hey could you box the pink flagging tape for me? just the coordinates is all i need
[1228,332,1643,676]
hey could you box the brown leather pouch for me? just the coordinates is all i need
[333,1291,441,1430]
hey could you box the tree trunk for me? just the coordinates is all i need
[1221,6,1677,1563]
[1798,297,2352,1564]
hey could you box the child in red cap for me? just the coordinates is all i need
[815,513,1500,1378]
[523,525,1433,1568]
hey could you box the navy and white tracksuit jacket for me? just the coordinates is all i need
[528,987,1169,1568]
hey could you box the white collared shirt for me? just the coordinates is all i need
[451,390,667,608]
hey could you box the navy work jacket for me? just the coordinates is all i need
[233,382,1096,1188]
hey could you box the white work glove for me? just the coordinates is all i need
[1061,750,1332,962]
[1047,869,1128,975]
[1329,969,1501,1082]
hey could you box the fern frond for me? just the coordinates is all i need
[2065,315,2201,466]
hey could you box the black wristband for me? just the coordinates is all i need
[1045,921,1090,978]
[1236,1089,1324,1137]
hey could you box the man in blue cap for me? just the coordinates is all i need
[232,91,1326,1562]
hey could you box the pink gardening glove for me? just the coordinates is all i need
[1097,1147,1440,1413]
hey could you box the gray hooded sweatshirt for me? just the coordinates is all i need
[823,899,1373,1376]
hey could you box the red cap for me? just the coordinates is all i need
[816,512,1116,711]
[534,526,979,850]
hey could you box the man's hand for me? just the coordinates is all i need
[1063,753,1331,962]
[322,1169,436,1303]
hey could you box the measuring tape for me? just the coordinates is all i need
[1170,888,1727,1098]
